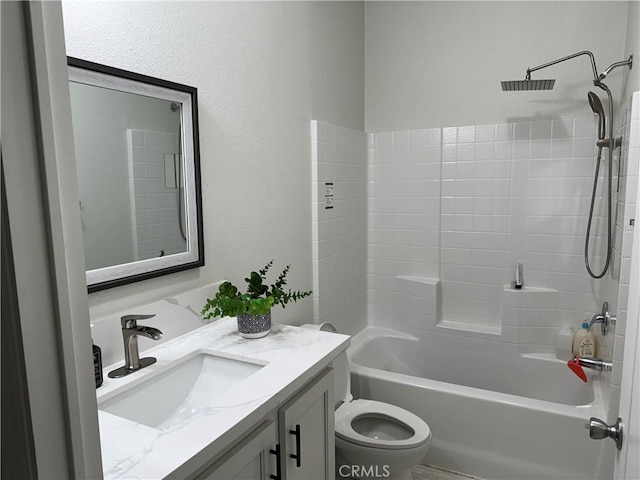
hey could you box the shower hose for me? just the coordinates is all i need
[584,87,614,279]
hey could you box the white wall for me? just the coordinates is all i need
[621,1,640,100]
[365,1,629,132]
[62,1,364,323]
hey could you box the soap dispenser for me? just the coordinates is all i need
[572,321,596,359]
[93,340,103,388]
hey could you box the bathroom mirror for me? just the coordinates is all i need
[68,57,204,292]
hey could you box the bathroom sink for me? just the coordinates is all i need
[99,350,264,430]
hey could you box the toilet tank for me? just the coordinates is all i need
[301,323,352,406]
[332,351,353,407]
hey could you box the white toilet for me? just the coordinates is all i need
[304,323,432,480]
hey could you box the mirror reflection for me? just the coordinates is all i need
[68,57,203,291]
[71,84,187,269]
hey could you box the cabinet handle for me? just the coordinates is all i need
[269,444,281,480]
[289,424,302,468]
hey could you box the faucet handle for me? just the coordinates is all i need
[121,314,156,329]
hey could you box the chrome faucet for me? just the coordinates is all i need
[108,314,163,378]
[588,301,616,336]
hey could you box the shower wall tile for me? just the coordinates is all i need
[311,120,367,335]
[440,122,516,329]
[508,115,615,327]
[367,127,441,327]
[127,129,184,261]
[366,109,637,352]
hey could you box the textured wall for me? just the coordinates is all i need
[621,1,640,100]
[62,1,365,323]
[365,1,629,132]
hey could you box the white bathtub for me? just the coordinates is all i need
[348,328,614,480]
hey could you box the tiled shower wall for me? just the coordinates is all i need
[442,116,610,331]
[367,130,442,329]
[311,103,637,353]
[127,129,186,261]
[440,123,513,331]
[367,114,621,345]
[311,121,368,335]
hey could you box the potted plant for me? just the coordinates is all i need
[201,260,312,338]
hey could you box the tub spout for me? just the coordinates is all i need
[575,357,612,372]
[567,357,613,382]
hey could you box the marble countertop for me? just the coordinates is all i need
[97,318,350,479]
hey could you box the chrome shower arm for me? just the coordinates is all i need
[599,55,634,82]
[526,50,599,83]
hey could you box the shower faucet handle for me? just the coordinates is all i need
[588,302,615,336]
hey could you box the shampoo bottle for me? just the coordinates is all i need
[556,326,574,360]
[572,321,597,359]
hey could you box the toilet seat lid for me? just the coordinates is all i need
[335,399,431,450]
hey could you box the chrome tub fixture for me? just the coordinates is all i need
[501,51,633,278]
[588,301,616,336]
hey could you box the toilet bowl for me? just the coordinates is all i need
[335,399,432,479]
[303,323,432,480]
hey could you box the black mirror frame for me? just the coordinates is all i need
[67,57,204,293]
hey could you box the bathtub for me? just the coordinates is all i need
[348,327,613,480]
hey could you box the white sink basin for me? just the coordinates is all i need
[99,350,265,430]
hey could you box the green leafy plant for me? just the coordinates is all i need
[201,261,312,319]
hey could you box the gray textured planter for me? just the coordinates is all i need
[237,311,271,339]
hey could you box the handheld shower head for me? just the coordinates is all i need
[588,91,606,140]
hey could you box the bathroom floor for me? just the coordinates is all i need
[412,464,484,480]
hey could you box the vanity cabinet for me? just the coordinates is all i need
[279,367,334,480]
[195,421,279,480]
[195,368,335,480]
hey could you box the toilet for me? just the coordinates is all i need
[303,323,432,480]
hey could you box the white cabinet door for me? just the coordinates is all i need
[196,420,279,480]
[278,369,335,480]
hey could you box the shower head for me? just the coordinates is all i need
[501,78,555,91]
[501,51,596,92]
[588,91,606,140]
